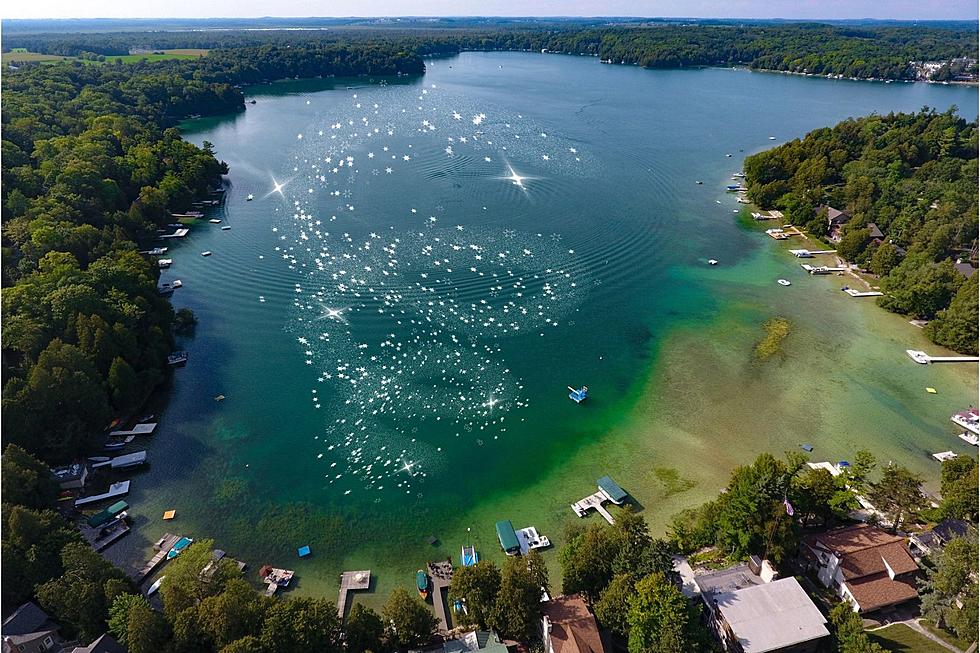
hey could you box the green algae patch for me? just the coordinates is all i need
[652,467,697,499]
[755,317,791,360]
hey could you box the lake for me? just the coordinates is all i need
[108,52,978,605]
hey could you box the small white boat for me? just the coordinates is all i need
[221,226,231,231]
[147,576,165,596]
[246,194,254,201]
[708,259,719,265]
[158,259,172,268]
[777,279,791,286]
[769,136,776,140]
[209,219,222,224]
[171,279,182,288]
[201,251,212,257]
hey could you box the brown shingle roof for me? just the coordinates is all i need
[839,541,919,580]
[542,595,605,653]
[805,524,905,557]
[845,574,919,612]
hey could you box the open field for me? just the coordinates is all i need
[3,48,208,65]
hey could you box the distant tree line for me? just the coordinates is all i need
[744,109,978,354]
[5,23,977,81]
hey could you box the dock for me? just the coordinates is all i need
[933,451,958,462]
[132,533,181,582]
[109,423,157,437]
[80,516,130,552]
[907,350,980,365]
[74,480,130,507]
[801,263,847,275]
[843,288,884,297]
[516,527,551,554]
[91,450,146,470]
[260,567,295,597]
[159,228,190,239]
[337,570,371,622]
[766,226,804,240]
[427,561,454,632]
[789,248,836,258]
[572,491,615,524]
[951,408,979,435]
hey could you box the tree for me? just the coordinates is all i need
[259,597,343,653]
[489,551,549,644]
[109,594,168,653]
[828,602,885,653]
[160,539,237,616]
[867,464,925,531]
[837,226,871,263]
[869,242,900,276]
[382,587,437,651]
[790,467,856,526]
[448,560,501,629]
[594,573,634,638]
[175,307,198,335]
[846,450,877,493]
[344,603,384,653]
[36,542,133,641]
[626,572,706,653]
[220,636,266,653]
[1,443,59,509]
[108,355,140,413]
[558,522,620,601]
[938,456,978,521]
[925,274,979,355]
[1,505,81,608]
[197,578,270,649]
[920,531,979,640]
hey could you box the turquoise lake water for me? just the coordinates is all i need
[106,52,978,603]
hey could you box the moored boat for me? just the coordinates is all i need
[147,576,165,596]
[416,569,430,600]
[167,537,193,560]
[461,545,479,567]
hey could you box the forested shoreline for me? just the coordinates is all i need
[744,109,979,354]
[5,22,978,81]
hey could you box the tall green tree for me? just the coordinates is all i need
[259,597,343,653]
[920,530,979,640]
[108,593,169,653]
[626,572,706,653]
[448,560,501,629]
[490,551,549,644]
[344,603,384,653]
[867,464,925,531]
[828,602,885,653]
[381,587,437,651]
[938,456,979,521]
[594,573,634,638]
[1,443,59,509]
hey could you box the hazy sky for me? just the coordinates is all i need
[3,0,977,20]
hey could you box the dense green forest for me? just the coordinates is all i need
[744,109,979,354]
[6,23,978,81]
[0,44,424,463]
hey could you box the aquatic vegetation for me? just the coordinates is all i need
[754,317,791,360]
[651,467,697,499]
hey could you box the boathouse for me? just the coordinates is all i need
[597,476,627,504]
[495,520,521,556]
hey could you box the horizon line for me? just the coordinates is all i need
[4,15,979,22]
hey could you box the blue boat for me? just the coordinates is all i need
[568,386,588,403]
[167,537,193,560]
[461,545,479,567]
[103,440,127,451]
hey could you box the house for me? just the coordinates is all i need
[1,602,62,653]
[709,578,829,653]
[801,524,919,613]
[953,260,976,279]
[50,462,88,490]
[541,594,605,653]
[442,630,509,653]
[691,557,827,652]
[866,223,884,240]
[69,634,127,653]
[820,206,850,242]
[909,519,972,557]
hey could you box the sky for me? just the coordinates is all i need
[3,0,977,20]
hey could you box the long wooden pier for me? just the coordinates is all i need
[428,561,454,632]
[907,350,980,365]
[337,570,371,623]
[132,533,181,582]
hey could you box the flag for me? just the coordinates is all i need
[784,498,795,517]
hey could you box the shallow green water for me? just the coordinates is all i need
[108,53,978,606]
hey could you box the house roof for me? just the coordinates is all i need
[933,519,971,543]
[694,564,763,600]
[2,602,54,637]
[839,541,919,580]
[542,595,605,653]
[805,524,905,557]
[69,633,127,653]
[821,205,850,224]
[597,476,627,503]
[867,223,884,239]
[954,262,976,278]
[844,574,919,613]
[714,578,829,653]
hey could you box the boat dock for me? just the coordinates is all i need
[109,423,157,437]
[907,350,980,365]
[81,516,130,552]
[75,480,130,507]
[261,567,295,597]
[572,491,615,524]
[427,561,455,632]
[951,408,979,435]
[843,288,884,297]
[91,450,146,470]
[516,527,551,554]
[789,248,836,258]
[766,226,804,240]
[337,570,371,622]
[801,263,847,275]
[132,533,182,582]
[159,228,190,239]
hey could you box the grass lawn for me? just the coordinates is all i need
[4,48,207,65]
[919,619,976,651]
[868,624,952,653]
[3,50,68,63]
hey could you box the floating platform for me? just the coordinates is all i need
[337,570,371,621]
[568,386,588,403]
[516,526,551,554]
[843,288,884,297]
[75,481,131,507]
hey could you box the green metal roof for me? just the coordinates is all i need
[598,475,627,503]
[107,500,128,515]
[495,520,520,553]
